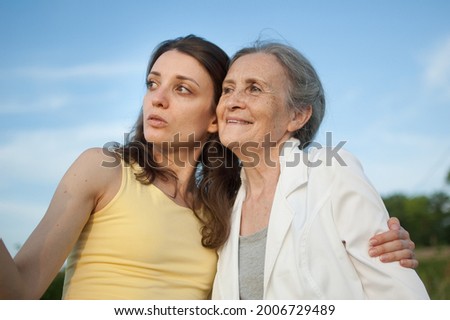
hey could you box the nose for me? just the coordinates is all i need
[150,86,169,109]
[223,89,246,111]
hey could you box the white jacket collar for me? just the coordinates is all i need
[238,137,308,192]
[278,137,309,195]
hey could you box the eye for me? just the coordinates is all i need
[221,86,233,95]
[249,84,262,94]
[146,79,157,90]
[176,85,191,94]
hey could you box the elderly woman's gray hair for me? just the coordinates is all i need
[230,42,326,148]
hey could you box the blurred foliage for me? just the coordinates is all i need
[382,170,450,299]
[383,191,450,247]
[416,247,450,299]
[40,271,64,300]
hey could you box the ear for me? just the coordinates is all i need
[207,114,218,133]
[287,106,312,133]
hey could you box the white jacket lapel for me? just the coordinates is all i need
[214,184,245,299]
[264,138,309,295]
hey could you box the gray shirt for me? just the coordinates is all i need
[238,228,268,300]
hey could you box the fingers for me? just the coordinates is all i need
[387,217,400,231]
[400,258,419,269]
[368,218,419,269]
[382,249,419,269]
[370,247,416,263]
[369,239,412,257]
[369,228,411,247]
[368,245,419,269]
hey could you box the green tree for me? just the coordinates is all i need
[383,193,449,247]
[40,270,65,300]
[428,192,450,245]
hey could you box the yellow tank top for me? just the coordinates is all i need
[62,161,217,299]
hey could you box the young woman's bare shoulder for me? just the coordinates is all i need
[66,147,122,191]
[76,147,120,167]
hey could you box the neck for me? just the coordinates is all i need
[152,141,203,180]
[238,136,287,197]
[151,141,204,205]
[242,159,280,199]
[239,152,281,236]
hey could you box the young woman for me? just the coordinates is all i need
[0,35,238,300]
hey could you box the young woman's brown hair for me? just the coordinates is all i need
[116,35,241,248]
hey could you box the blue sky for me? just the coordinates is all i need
[1,0,449,252]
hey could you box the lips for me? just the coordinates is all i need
[226,117,253,125]
[147,114,168,128]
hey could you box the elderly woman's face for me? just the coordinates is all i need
[217,53,299,154]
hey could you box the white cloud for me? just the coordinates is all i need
[344,118,450,195]
[423,35,450,100]
[0,60,145,115]
[12,62,142,80]
[0,122,130,185]
[0,94,71,114]
[0,88,142,116]
[0,201,47,254]
[324,36,450,197]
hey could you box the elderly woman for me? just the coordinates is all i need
[212,41,429,299]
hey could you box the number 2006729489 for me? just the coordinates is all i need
[255,304,335,316]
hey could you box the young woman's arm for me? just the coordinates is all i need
[0,148,118,299]
[0,239,24,298]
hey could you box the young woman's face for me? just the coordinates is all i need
[143,50,217,148]
[217,53,300,157]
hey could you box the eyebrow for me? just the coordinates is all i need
[222,79,235,85]
[223,77,270,88]
[149,71,200,88]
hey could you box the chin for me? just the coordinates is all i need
[143,134,165,145]
[217,135,237,148]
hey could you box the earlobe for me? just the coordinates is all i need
[207,117,218,133]
[288,106,312,132]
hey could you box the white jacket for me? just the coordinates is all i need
[212,138,429,299]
